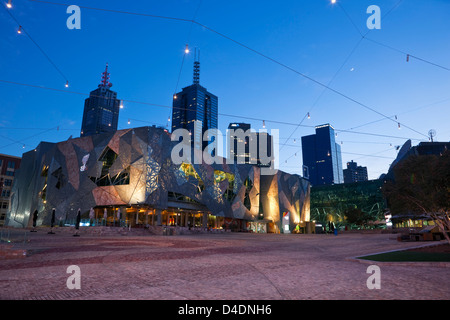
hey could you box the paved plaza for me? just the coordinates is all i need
[0,229,449,300]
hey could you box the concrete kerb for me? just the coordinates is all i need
[346,241,450,268]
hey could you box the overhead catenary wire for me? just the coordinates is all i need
[279,0,406,152]
[279,0,439,166]
[2,0,442,169]
[0,78,429,153]
[346,96,450,132]
[279,0,409,153]
[1,2,69,84]
[26,0,429,140]
[337,0,450,72]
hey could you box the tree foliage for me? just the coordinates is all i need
[382,150,450,243]
[344,207,371,227]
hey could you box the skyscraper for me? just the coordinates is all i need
[301,123,343,186]
[343,160,368,183]
[228,123,251,164]
[81,64,121,137]
[171,53,218,151]
[227,123,273,167]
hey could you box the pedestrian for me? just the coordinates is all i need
[117,208,121,227]
[89,207,95,226]
[103,207,108,226]
[31,209,38,232]
[74,208,81,237]
[48,208,56,234]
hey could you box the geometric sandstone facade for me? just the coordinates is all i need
[6,126,310,233]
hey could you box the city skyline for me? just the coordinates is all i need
[1,0,449,180]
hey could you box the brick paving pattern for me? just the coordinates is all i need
[0,229,449,300]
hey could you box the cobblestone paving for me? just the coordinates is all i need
[0,230,449,300]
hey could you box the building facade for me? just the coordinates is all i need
[0,154,21,226]
[6,126,310,234]
[310,179,386,230]
[301,123,343,186]
[227,123,273,168]
[343,160,368,184]
[80,64,121,137]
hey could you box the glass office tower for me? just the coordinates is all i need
[301,124,343,186]
[227,123,273,167]
[171,84,218,135]
[81,64,120,137]
[171,57,218,153]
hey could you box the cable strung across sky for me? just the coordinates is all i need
[1,2,70,84]
[0,78,428,144]
[24,0,432,140]
[2,0,447,179]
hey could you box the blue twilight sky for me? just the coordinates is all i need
[0,0,449,179]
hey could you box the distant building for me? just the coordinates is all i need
[80,64,121,137]
[228,123,251,164]
[171,54,218,154]
[343,160,368,183]
[227,123,273,167]
[0,153,21,226]
[386,140,450,180]
[301,123,343,186]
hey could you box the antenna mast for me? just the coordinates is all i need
[193,49,200,85]
[99,63,113,88]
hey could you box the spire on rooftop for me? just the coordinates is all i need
[99,63,113,88]
[193,49,200,85]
